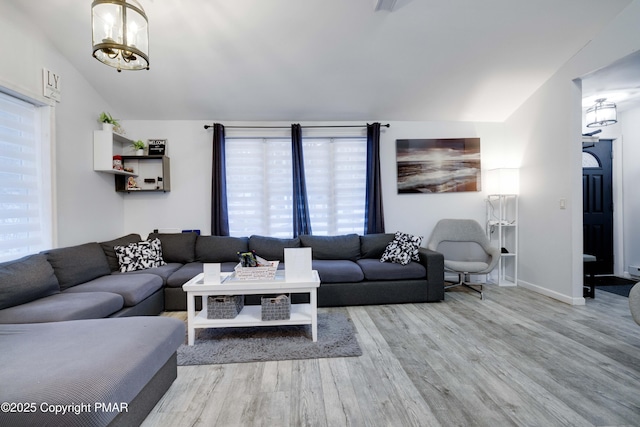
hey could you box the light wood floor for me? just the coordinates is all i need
[142,286,640,427]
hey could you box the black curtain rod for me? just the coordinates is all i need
[203,123,390,130]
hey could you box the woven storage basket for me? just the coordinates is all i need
[234,261,279,280]
[261,294,291,320]
[207,295,244,319]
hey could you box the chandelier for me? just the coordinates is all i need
[91,0,149,72]
[585,98,617,128]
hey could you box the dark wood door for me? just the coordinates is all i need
[582,139,613,275]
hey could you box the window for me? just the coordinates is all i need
[0,91,52,262]
[226,136,367,237]
[302,138,367,235]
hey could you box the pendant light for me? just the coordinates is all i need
[585,98,617,128]
[92,0,149,72]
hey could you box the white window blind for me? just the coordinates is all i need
[0,92,52,262]
[303,138,366,235]
[226,138,293,238]
[225,136,366,237]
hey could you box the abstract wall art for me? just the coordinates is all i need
[396,138,481,193]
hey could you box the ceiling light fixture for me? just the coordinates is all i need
[91,0,149,72]
[585,98,617,128]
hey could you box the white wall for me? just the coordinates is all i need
[120,119,513,241]
[500,0,640,303]
[0,2,125,247]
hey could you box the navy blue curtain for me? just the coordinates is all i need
[211,123,230,236]
[291,124,312,237]
[365,122,385,234]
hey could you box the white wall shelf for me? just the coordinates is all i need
[93,128,135,173]
[93,128,170,192]
[486,194,518,286]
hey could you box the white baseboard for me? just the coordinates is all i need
[517,279,585,306]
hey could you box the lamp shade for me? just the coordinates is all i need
[92,0,149,71]
[585,98,617,128]
[486,168,519,195]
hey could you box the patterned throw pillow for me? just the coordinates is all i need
[380,231,423,265]
[114,238,166,272]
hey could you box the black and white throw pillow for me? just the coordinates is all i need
[380,231,423,265]
[114,238,166,272]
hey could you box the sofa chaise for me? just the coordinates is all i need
[0,316,184,427]
[0,243,185,427]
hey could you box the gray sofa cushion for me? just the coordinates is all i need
[165,262,237,288]
[360,233,395,259]
[0,316,185,427]
[0,292,123,324]
[166,263,204,288]
[300,234,361,261]
[196,235,249,262]
[356,258,426,281]
[249,235,300,261]
[63,273,163,307]
[114,262,183,285]
[311,260,364,283]
[100,233,142,271]
[44,242,111,291]
[148,232,198,263]
[0,254,59,310]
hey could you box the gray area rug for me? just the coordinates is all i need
[178,312,362,365]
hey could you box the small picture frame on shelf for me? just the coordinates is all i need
[147,139,167,155]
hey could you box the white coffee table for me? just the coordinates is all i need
[182,270,320,346]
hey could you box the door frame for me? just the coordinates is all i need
[612,136,625,277]
[582,135,624,277]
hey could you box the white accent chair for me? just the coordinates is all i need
[427,219,500,299]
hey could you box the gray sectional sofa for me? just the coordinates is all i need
[0,231,443,426]
[146,232,445,310]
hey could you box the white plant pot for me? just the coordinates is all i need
[102,123,114,132]
[136,149,144,156]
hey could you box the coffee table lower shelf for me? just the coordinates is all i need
[183,271,320,345]
[193,303,313,329]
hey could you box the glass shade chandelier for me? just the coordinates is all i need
[585,98,617,128]
[92,0,149,72]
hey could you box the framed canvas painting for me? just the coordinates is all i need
[396,138,481,193]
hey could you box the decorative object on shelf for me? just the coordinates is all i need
[112,155,123,171]
[396,138,481,193]
[127,176,139,190]
[131,140,146,155]
[207,295,244,319]
[98,111,124,134]
[147,139,167,155]
[234,260,279,281]
[586,98,617,128]
[261,294,291,321]
[91,0,150,72]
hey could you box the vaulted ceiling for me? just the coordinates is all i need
[9,0,634,122]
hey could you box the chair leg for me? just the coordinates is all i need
[444,273,484,299]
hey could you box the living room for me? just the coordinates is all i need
[1,1,639,304]
[1,1,640,426]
